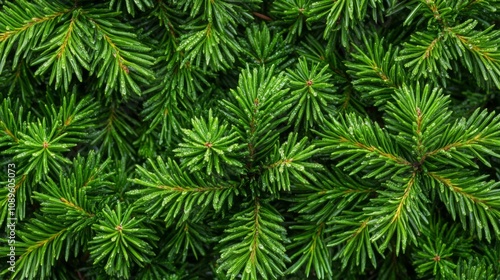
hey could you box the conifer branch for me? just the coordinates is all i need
[91,105,139,159]
[423,108,500,168]
[287,222,332,278]
[367,173,425,255]
[8,119,75,182]
[271,0,311,37]
[4,214,81,280]
[0,1,73,73]
[446,20,500,89]
[220,66,293,164]
[83,9,155,96]
[238,23,293,70]
[174,109,245,176]
[2,0,500,278]
[328,215,377,271]
[109,0,154,16]
[308,0,379,45]
[177,22,237,70]
[0,11,69,42]
[287,58,338,129]
[429,171,500,242]
[398,31,450,83]
[163,220,211,262]
[0,121,17,143]
[130,157,239,225]
[262,133,322,193]
[217,199,289,279]
[412,219,471,279]
[385,84,451,159]
[347,34,403,106]
[89,204,158,278]
[317,113,412,178]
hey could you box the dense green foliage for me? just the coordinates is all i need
[1,0,500,279]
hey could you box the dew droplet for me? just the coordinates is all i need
[245,262,252,273]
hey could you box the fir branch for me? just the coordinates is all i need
[397,31,451,83]
[220,66,293,164]
[31,9,90,91]
[307,0,382,46]
[0,98,25,144]
[0,151,112,279]
[423,107,500,168]
[152,0,183,39]
[109,0,154,16]
[238,23,294,70]
[290,168,375,222]
[83,8,156,96]
[347,35,403,106]
[89,203,158,279]
[455,257,497,280]
[0,60,40,101]
[177,0,257,29]
[140,87,190,146]
[367,173,428,254]
[0,0,74,74]
[129,157,239,225]
[286,222,332,278]
[90,104,139,159]
[0,173,26,226]
[328,214,377,272]
[2,0,500,278]
[177,21,238,70]
[429,171,500,242]
[68,151,114,192]
[446,20,500,89]
[163,220,212,262]
[174,109,246,176]
[217,199,289,279]
[36,178,95,220]
[402,0,453,27]
[153,47,213,100]
[286,58,338,130]
[141,43,204,146]
[412,219,472,279]
[296,35,330,66]
[13,218,70,280]
[317,113,412,178]
[308,0,368,36]
[271,0,312,38]
[8,119,75,182]
[287,168,375,277]
[262,133,321,193]
[385,84,452,159]
[39,93,98,144]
